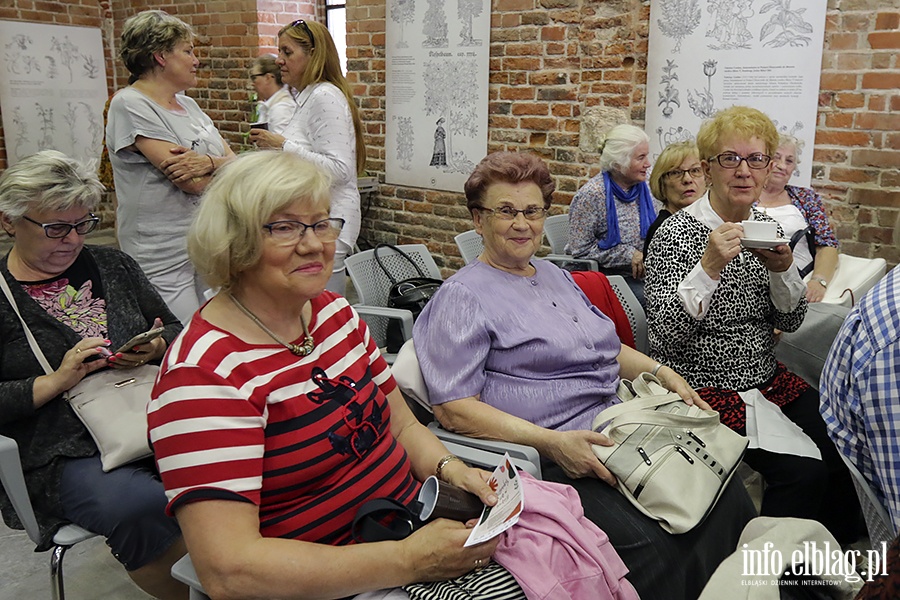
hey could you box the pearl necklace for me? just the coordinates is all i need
[229,293,315,357]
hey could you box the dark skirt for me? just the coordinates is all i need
[542,462,756,600]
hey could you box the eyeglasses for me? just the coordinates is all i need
[263,218,344,244]
[21,214,100,238]
[288,19,315,50]
[476,206,548,221]
[249,73,266,80]
[663,166,704,181]
[709,152,771,170]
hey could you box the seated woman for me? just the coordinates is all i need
[0,151,186,599]
[566,124,659,305]
[644,106,860,544]
[643,140,706,257]
[757,134,839,302]
[413,151,755,600]
[148,151,540,600]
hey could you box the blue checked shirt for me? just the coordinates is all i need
[820,266,900,529]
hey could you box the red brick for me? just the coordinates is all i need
[828,32,860,50]
[862,72,900,89]
[851,149,900,169]
[829,167,879,184]
[868,31,900,49]
[856,112,900,131]
[875,12,900,30]
[834,93,865,109]
[819,72,859,91]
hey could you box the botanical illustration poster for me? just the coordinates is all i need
[646,1,827,187]
[385,0,490,192]
[0,21,107,167]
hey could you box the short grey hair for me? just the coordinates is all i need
[599,124,650,174]
[120,10,194,84]
[778,133,804,167]
[188,151,332,291]
[0,151,104,220]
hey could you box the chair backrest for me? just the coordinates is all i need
[835,451,895,546]
[454,230,484,265]
[606,275,648,354]
[345,244,442,307]
[816,254,888,307]
[0,434,41,544]
[543,214,569,254]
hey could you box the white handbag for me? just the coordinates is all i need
[591,373,749,533]
[1,273,156,471]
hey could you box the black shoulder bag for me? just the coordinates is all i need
[373,244,442,353]
[789,225,817,279]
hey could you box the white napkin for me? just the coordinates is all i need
[741,389,821,460]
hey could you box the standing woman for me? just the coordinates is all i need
[107,10,236,325]
[251,19,365,296]
[248,54,296,135]
[567,124,659,305]
[757,135,839,302]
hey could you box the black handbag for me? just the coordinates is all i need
[373,244,442,353]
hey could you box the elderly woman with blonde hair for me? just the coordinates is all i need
[644,106,860,543]
[567,123,659,304]
[250,19,365,295]
[147,151,516,600]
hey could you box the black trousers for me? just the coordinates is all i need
[542,462,756,600]
[740,385,862,544]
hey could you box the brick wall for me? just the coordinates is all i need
[350,0,900,274]
[0,0,318,162]
[1,1,896,269]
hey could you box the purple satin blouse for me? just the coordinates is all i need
[413,260,622,432]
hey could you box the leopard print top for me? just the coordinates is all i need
[644,208,807,391]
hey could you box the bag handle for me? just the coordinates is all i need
[352,497,424,543]
[0,272,54,376]
[789,225,817,279]
[592,393,720,432]
[373,244,427,285]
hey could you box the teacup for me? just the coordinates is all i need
[740,220,778,240]
[418,476,484,522]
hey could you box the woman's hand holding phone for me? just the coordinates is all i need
[108,318,167,369]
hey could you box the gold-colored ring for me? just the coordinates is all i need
[474,558,484,569]
[75,348,82,354]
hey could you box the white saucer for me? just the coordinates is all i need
[741,237,788,249]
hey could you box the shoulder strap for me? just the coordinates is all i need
[374,244,427,283]
[0,272,54,375]
[789,226,817,278]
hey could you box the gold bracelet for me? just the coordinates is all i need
[435,454,463,482]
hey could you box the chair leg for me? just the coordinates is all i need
[50,544,70,600]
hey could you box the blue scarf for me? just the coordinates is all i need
[597,171,657,251]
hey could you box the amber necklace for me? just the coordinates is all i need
[229,293,315,357]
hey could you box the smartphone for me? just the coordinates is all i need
[116,326,165,354]
[250,122,268,130]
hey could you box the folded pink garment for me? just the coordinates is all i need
[494,472,639,600]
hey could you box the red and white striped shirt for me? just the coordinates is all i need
[148,292,419,544]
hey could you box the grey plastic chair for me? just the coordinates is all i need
[454,230,484,265]
[543,214,569,254]
[836,452,895,547]
[455,228,598,271]
[345,244,442,364]
[0,434,98,600]
[391,339,542,479]
[606,275,648,354]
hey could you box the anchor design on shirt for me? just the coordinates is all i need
[308,367,384,458]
